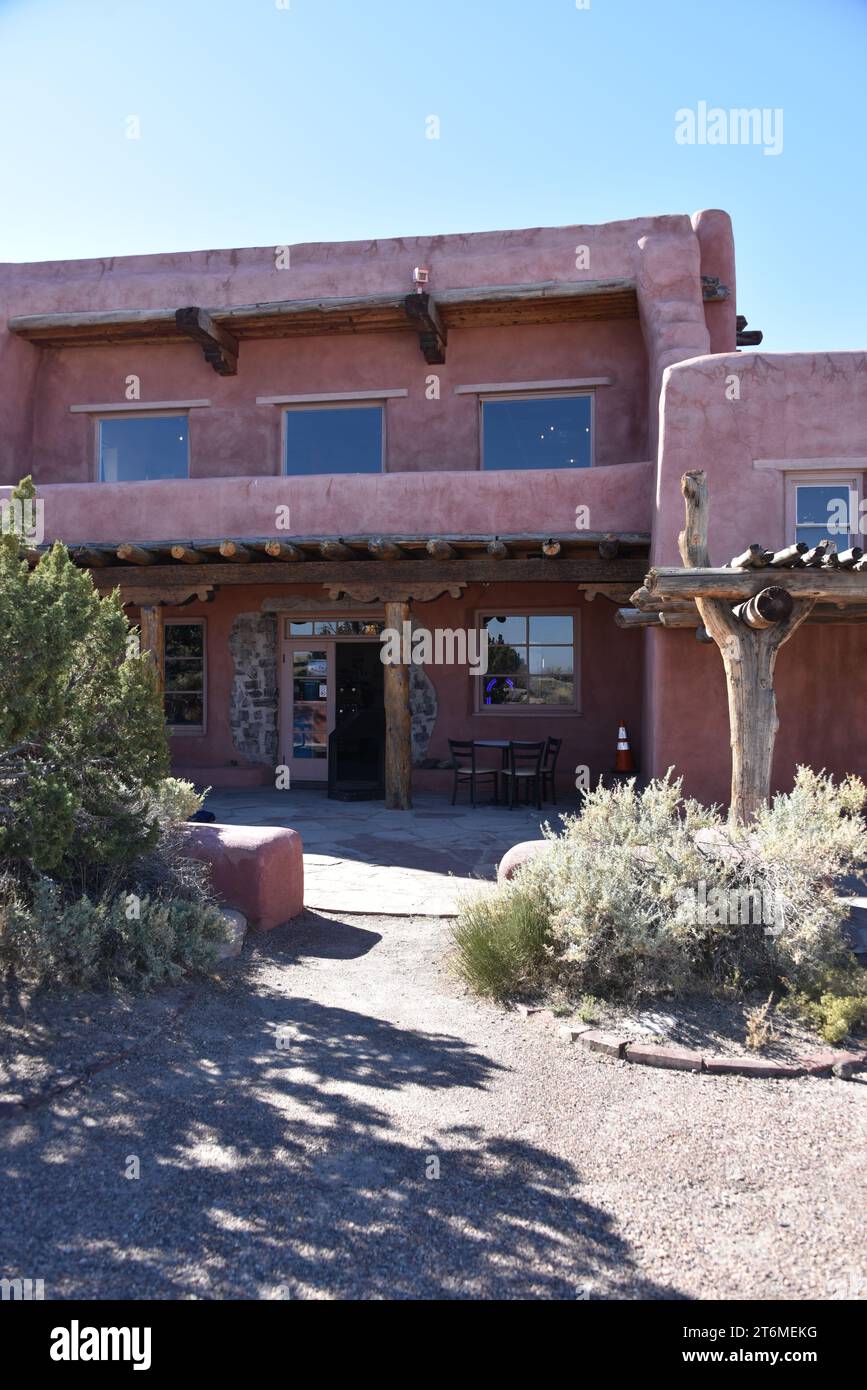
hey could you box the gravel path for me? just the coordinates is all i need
[1,911,865,1301]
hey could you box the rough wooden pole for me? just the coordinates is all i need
[383,599,412,810]
[138,603,165,689]
[678,471,814,823]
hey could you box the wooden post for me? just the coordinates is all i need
[138,603,165,688]
[383,599,412,810]
[678,471,814,823]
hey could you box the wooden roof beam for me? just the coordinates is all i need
[368,539,403,560]
[71,546,110,567]
[403,292,447,365]
[117,543,154,565]
[170,545,207,564]
[91,554,649,591]
[486,540,510,560]
[643,567,867,603]
[219,541,252,562]
[175,306,239,376]
[263,540,305,561]
[320,540,354,560]
[427,538,457,560]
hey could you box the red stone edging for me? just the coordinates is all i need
[554,1024,867,1080]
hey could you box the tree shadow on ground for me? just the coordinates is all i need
[0,922,685,1301]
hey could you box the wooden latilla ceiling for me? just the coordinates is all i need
[27,531,650,593]
[621,536,867,631]
[8,276,729,373]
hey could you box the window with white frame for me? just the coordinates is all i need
[477,613,577,709]
[786,473,861,551]
[99,414,189,482]
[164,621,206,732]
[283,403,384,475]
[481,392,593,470]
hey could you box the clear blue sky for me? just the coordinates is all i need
[1,0,864,351]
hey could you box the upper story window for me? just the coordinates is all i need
[284,404,384,475]
[478,612,577,710]
[482,392,592,471]
[99,414,189,482]
[787,473,861,550]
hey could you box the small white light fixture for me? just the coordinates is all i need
[412,265,430,290]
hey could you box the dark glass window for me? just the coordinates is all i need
[284,406,383,475]
[482,394,592,471]
[794,482,855,549]
[481,614,575,706]
[99,415,189,482]
[164,622,205,730]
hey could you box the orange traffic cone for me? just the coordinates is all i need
[615,720,636,773]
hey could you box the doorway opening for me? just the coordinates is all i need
[329,642,385,799]
[280,616,386,795]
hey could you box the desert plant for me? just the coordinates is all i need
[744,993,777,1051]
[577,993,600,1024]
[479,769,867,1009]
[451,886,551,1001]
[148,777,206,827]
[783,972,867,1045]
[0,875,226,991]
[747,768,867,991]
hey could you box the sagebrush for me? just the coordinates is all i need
[454,769,867,1039]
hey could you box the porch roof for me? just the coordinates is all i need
[29,529,650,598]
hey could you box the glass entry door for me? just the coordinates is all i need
[280,617,387,786]
[285,643,332,782]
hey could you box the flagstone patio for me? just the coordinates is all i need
[200,788,579,916]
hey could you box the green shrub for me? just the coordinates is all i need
[451,886,551,1001]
[0,481,225,993]
[0,874,227,992]
[0,478,169,882]
[784,973,867,1045]
[482,768,867,1008]
[577,994,600,1024]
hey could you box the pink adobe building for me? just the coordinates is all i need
[2,208,865,808]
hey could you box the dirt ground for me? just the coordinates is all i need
[1,911,865,1300]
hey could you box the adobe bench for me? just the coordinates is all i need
[181,823,304,931]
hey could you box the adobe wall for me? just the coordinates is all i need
[0,210,734,490]
[645,350,867,805]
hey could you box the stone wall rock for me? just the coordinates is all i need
[229,613,278,765]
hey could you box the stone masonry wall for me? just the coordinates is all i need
[229,614,278,765]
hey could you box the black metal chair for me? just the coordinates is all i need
[540,736,562,805]
[448,739,500,806]
[502,740,545,810]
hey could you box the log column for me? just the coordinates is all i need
[138,603,165,689]
[679,471,814,823]
[383,599,412,810]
